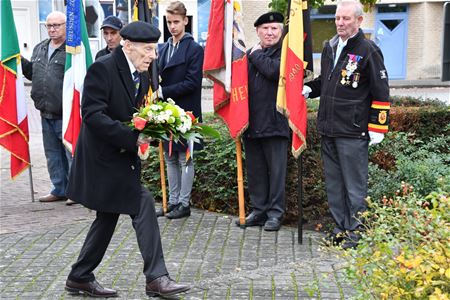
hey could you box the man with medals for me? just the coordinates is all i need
[302,0,390,249]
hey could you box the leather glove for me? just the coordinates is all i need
[368,131,384,146]
[302,85,312,99]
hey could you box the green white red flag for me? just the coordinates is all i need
[0,0,30,178]
[203,0,249,139]
[63,0,93,154]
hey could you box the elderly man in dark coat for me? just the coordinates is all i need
[155,1,204,219]
[236,12,290,232]
[64,21,189,298]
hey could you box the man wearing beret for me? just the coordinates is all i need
[64,21,190,298]
[236,12,289,231]
[95,15,123,60]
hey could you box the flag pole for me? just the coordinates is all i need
[298,2,313,244]
[297,154,303,243]
[235,139,246,227]
[28,150,35,202]
[158,141,168,213]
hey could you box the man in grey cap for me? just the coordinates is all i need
[95,15,123,60]
[65,21,190,298]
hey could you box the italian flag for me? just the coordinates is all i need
[63,0,93,154]
[0,0,30,179]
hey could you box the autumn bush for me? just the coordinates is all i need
[341,181,450,299]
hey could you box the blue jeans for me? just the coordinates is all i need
[41,118,72,197]
[164,151,194,207]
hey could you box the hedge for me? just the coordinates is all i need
[142,98,449,228]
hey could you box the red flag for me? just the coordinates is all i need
[0,0,30,178]
[277,0,312,158]
[203,0,248,139]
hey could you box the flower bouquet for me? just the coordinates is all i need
[129,99,220,159]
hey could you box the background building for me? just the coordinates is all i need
[10,0,449,81]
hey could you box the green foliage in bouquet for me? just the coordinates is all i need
[129,99,220,144]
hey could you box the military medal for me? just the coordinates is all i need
[352,73,360,88]
[341,54,363,87]
[341,70,347,85]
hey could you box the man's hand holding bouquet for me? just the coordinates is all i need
[129,99,219,159]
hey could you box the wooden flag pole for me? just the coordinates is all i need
[235,139,246,227]
[158,141,168,213]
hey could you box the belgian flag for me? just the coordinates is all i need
[276,0,314,158]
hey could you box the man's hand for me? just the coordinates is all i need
[369,131,384,146]
[137,133,154,146]
[302,85,312,99]
[150,86,163,102]
[250,43,262,54]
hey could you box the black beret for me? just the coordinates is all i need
[101,16,123,31]
[120,21,161,43]
[254,11,284,27]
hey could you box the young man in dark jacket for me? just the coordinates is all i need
[304,0,390,249]
[155,1,204,219]
[22,11,73,205]
[236,12,289,232]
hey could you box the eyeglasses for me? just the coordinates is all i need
[45,23,65,30]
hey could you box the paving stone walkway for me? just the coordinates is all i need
[0,88,351,299]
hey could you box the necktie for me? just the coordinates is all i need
[133,71,140,98]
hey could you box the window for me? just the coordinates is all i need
[378,4,407,13]
[310,5,336,54]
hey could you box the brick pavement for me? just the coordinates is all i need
[0,87,351,299]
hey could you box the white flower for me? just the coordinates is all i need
[150,104,162,111]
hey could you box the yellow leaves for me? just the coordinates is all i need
[445,268,450,279]
[430,288,450,300]
[396,253,423,269]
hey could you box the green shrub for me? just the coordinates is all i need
[368,132,450,201]
[340,181,450,299]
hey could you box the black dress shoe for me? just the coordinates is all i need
[166,205,191,219]
[65,279,118,298]
[341,230,362,250]
[156,203,178,217]
[145,275,190,297]
[235,212,267,227]
[264,218,282,231]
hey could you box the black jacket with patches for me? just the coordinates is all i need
[307,29,390,138]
